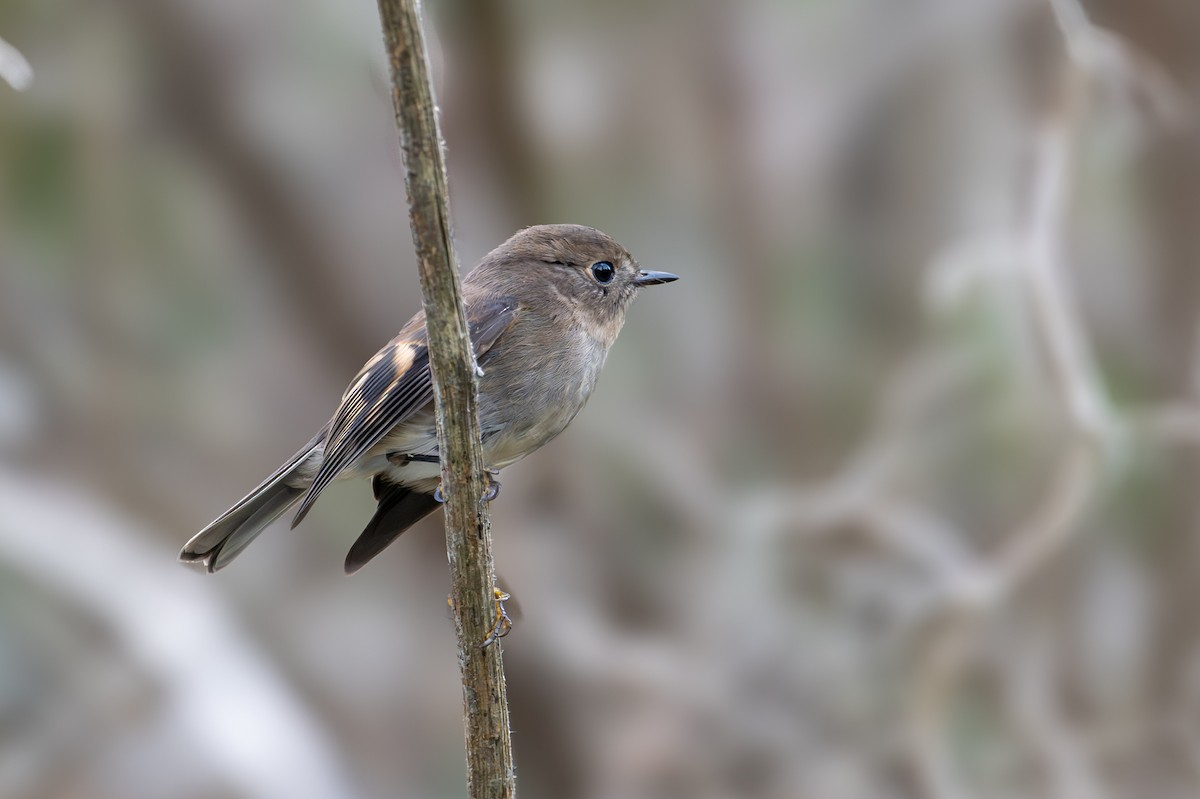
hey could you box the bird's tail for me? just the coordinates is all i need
[179,435,322,572]
[343,476,442,574]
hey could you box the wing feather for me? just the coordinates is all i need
[291,297,517,526]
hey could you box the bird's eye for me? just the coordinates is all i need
[591,261,615,284]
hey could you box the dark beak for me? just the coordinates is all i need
[632,270,679,287]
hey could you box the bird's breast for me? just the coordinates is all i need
[476,326,608,468]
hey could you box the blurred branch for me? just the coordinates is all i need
[1022,99,1111,441]
[0,35,32,91]
[908,11,1116,797]
[119,0,383,367]
[0,468,357,799]
[1047,0,1190,128]
[1007,632,1108,799]
[604,7,1133,795]
[436,0,544,226]
[374,1,514,797]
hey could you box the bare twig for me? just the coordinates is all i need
[373,1,515,797]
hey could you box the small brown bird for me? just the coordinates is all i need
[180,224,677,574]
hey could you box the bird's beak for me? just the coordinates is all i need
[631,270,679,287]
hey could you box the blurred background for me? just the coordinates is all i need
[2,0,1200,797]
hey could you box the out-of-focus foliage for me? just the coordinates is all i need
[2,0,1200,797]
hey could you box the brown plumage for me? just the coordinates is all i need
[179,224,678,573]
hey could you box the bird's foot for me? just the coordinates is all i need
[482,469,501,502]
[445,587,514,648]
[429,467,500,504]
[483,587,513,647]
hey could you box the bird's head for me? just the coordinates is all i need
[479,224,678,343]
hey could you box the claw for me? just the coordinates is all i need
[446,587,514,647]
[427,465,499,504]
[482,469,501,502]
[482,587,513,648]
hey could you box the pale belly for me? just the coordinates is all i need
[327,401,580,493]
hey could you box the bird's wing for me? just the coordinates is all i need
[291,296,517,526]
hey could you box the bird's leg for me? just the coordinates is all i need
[388,452,500,504]
[385,453,447,501]
[387,452,440,467]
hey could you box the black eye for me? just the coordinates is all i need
[591,261,615,284]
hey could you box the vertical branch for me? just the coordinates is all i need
[373,1,515,797]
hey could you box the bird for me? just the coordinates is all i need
[179,224,678,574]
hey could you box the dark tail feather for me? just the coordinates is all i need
[179,436,321,572]
[344,476,441,574]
